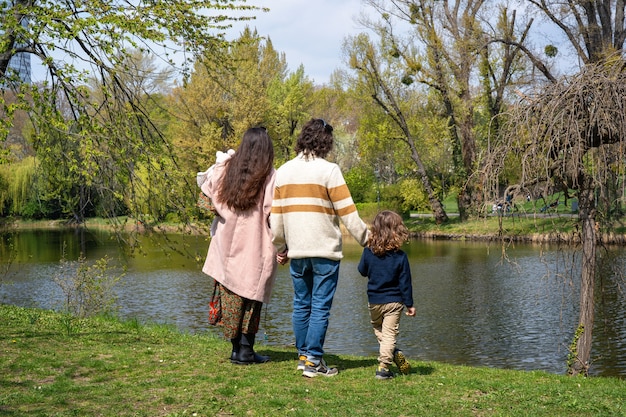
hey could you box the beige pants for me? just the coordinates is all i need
[368,302,404,368]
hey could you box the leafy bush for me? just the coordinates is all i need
[399,178,428,212]
[376,183,406,214]
[344,165,376,204]
[355,203,379,223]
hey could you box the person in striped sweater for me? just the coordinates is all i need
[271,118,369,378]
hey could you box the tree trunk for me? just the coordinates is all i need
[569,183,597,376]
[409,143,449,224]
[457,184,473,221]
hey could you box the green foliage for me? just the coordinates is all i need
[0,167,8,215]
[53,253,125,319]
[18,198,56,219]
[377,183,406,215]
[2,0,263,228]
[344,161,430,216]
[545,45,559,58]
[2,1,260,90]
[131,159,178,222]
[168,28,290,184]
[267,66,314,164]
[164,212,181,224]
[399,178,428,211]
[0,156,36,216]
[344,165,376,204]
[567,324,586,376]
[355,202,381,223]
[58,312,80,336]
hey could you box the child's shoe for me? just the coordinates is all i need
[375,365,394,380]
[393,348,411,375]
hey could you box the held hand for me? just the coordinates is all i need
[405,307,416,317]
[276,250,289,265]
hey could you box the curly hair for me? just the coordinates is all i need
[367,210,409,256]
[217,127,274,211]
[295,118,334,158]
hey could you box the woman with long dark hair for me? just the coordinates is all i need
[200,127,277,364]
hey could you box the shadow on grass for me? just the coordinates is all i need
[412,364,436,375]
[332,354,378,371]
[254,348,298,364]
[256,349,437,376]
[255,349,378,371]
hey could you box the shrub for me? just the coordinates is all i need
[54,253,125,318]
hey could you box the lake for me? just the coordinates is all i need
[1,228,625,378]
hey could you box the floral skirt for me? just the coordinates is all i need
[217,282,263,339]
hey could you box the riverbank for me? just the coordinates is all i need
[407,214,626,245]
[1,304,624,417]
[0,216,208,235]
[3,214,626,244]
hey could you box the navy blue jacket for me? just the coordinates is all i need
[358,247,414,307]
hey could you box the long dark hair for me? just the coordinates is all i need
[368,210,409,256]
[295,118,334,158]
[217,127,274,211]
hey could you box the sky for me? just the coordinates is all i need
[228,0,370,85]
[27,0,370,85]
[25,1,572,86]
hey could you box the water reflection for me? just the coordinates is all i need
[1,229,625,378]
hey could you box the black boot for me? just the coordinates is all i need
[231,333,270,365]
[230,336,240,362]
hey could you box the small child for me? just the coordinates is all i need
[357,210,416,379]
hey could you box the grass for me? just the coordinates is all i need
[408,212,626,243]
[1,305,625,417]
[408,191,626,240]
[408,214,581,239]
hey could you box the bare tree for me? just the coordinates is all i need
[526,0,626,67]
[488,59,626,375]
[359,0,532,220]
[346,33,449,223]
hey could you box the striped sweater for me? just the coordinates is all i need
[270,153,369,260]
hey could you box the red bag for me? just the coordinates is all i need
[208,280,222,326]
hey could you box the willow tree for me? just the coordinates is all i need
[488,59,626,376]
[1,0,263,227]
[487,0,626,376]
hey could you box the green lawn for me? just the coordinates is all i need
[1,304,624,417]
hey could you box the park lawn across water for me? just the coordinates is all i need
[407,213,626,242]
[1,304,625,417]
[409,214,578,238]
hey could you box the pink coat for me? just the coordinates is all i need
[201,162,277,304]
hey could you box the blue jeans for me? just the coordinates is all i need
[290,257,340,363]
